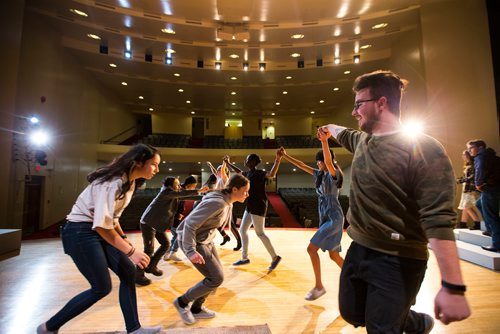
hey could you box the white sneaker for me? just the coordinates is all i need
[192,306,217,319]
[305,287,326,301]
[173,298,196,325]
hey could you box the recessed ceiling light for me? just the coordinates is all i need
[232,112,236,115]
[121,82,127,86]
[191,111,195,114]
[178,89,184,92]
[319,100,324,103]
[87,33,101,40]
[333,87,340,91]
[69,9,88,17]
[231,102,236,106]
[149,107,154,111]
[286,76,292,79]
[186,100,191,104]
[174,73,180,77]
[109,63,117,68]
[372,23,388,30]
[344,70,351,74]
[360,44,372,49]
[161,28,175,34]
[230,77,237,80]
[282,91,288,94]
[291,53,301,58]
[231,91,236,95]
[229,54,239,59]
[271,112,275,116]
[310,111,315,114]
[291,34,304,39]
[275,102,280,105]
[138,96,144,99]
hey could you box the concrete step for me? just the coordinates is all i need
[455,239,500,271]
[0,229,22,261]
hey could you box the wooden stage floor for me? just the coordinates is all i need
[1,229,499,333]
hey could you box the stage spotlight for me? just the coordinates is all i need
[259,63,266,71]
[316,59,323,67]
[334,57,341,65]
[243,62,249,70]
[298,60,304,68]
[353,54,360,63]
[197,60,204,68]
[215,62,222,70]
[124,50,132,59]
[165,56,173,65]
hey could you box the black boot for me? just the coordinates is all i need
[220,234,230,246]
[469,221,481,230]
[145,266,163,276]
[457,222,467,229]
[135,268,151,286]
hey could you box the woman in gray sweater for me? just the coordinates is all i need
[173,174,250,325]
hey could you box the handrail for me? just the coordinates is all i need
[101,125,137,144]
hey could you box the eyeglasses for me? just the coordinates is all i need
[353,98,378,110]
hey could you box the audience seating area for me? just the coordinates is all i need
[139,133,340,149]
[278,188,349,228]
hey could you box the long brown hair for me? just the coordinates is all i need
[87,144,160,198]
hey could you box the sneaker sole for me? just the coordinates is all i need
[193,313,217,319]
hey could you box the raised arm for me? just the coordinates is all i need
[206,161,217,176]
[280,146,315,175]
[318,129,336,177]
[319,123,347,140]
[223,155,243,174]
[266,148,284,178]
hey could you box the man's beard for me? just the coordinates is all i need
[359,112,379,134]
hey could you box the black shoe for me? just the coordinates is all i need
[481,245,500,253]
[135,275,151,286]
[233,244,242,251]
[482,231,492,236]
[145,266,163,276]
[469,222,481,230]
[220,234,230,246]
[457,222,467,229]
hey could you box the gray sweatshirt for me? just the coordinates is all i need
[176,191,232,258]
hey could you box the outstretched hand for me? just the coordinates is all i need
[317,127,330,141]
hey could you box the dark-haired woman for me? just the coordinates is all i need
[280,129,344,301]
[456,150,482,229]
[37,144,162,334]
[173,174,250,325]
[225,151,283,272]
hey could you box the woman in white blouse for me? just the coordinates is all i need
[37,144,162,334]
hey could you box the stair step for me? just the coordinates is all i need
[455,240,500,270]
[456,228,491,247]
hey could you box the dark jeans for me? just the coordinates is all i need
[140,223,170,269]
[178,241,224,310]
[46,222,141,332]
[478,185,500,249]
[170,227,179,253]
[339,242,428,334]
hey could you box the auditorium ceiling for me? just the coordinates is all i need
[25,0,423,118]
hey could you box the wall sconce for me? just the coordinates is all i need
[124,50,132,59]
[334,57,341,65]
[259,63,266,71]
[353,55,360,64]
[215,61,222,70]
[165,56,173,65]
[243,62,249,70]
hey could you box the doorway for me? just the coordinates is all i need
[22,175,44,236]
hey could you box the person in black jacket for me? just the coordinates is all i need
[136,177,207,286]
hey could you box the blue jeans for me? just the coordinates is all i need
[479,185,500,249]
[46,222,141,332]
[339,242,428,334]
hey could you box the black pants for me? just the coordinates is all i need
[339,242,428,334]
[140,223,170,270]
